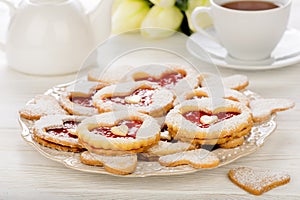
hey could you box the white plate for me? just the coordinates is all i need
[187,28,300,70]
[19,81,277,177]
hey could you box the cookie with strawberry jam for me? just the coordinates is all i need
[92,81,174,117]
[33,115,85,152]
[77,111,160,153]
[59,81,108,116]
[165,98,253,147]
[124,64,199,95]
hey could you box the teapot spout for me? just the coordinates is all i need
[88,0,114,46]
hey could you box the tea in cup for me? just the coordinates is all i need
[191,0,291,61]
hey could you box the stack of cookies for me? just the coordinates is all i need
[19,63,295,175]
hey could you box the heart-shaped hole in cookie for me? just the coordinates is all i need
[89,120,143,139]
[135,71,186,89]
[183,111,240,128]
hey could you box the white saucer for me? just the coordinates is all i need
[187,28,300,70]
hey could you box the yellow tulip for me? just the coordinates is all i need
[141,5,183,38]
[149,0,176,8]
[112,0,150,34]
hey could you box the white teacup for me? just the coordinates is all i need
[191,0,291,61]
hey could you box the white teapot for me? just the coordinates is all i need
[0,0,113,75]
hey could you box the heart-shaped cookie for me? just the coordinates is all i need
[165,98,253,146]
[198,73,249,91]
[59,81,107,116]
[80,151,137,175]
[250,98,295,122]
[123,63,199,95]
[33,115,85,152]
[159,149,220,169]
[19,95,67,120]
[228,166,290,195]
[92,81,174,117]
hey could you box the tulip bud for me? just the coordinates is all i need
[149,0,176,8]
[112,0,150,34]
[141,5,183,38]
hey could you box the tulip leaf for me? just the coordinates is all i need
[175,0,189,11]
[145,0,154,7]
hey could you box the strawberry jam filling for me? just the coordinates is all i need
[104,88,155,106]
[90,120,143,139]
[70,96,94,108]
[47,121,79,139]
[183,111,239,128]
[136,72,185,89]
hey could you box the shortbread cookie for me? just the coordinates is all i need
[166,99,253,141]
[33,115,85,151]
[59,81,107,116]
[175,87,249,106]
[19,95,67,120]
[250,98,295,122]
[92,81,174,117]
[180,127,250,147]
[198,73,249,91]
[160,127,172,141]
[80,139,153,156]
[139,141,196,161]
[80,151,137,175]
[77,111,160,152]
[228,167,290,195]
[88,65,134,84]
[219,136,245,148]
[124,63,199,95]
[222,74,249,91]
[179,125,251,144]
[33,135,83,152]
[159,149,220,169]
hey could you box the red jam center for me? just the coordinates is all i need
[136,72,185,89]
[104,89,155,106]
[90,120,143,139]
[46,121,79,139]
[183,111,239,128]
[70,96,94,108]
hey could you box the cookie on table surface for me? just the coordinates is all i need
[159,148,220,169]
[19,95,67,120]
[33,115,85,152]
[59,81,108,116]
[77,111,160,152]
[92,81,175,117]
[250,98,295,122]
[80,151,137,175]
[228,166,290,195]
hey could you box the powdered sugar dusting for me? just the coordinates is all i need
[250,98,295,122]
[229,167,290,195]
[159,149,220,168]
[19,95,67,119]
[223,74,249,90]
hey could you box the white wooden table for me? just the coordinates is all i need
[1,1,300,199]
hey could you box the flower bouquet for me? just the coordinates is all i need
[112,0,211,38]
